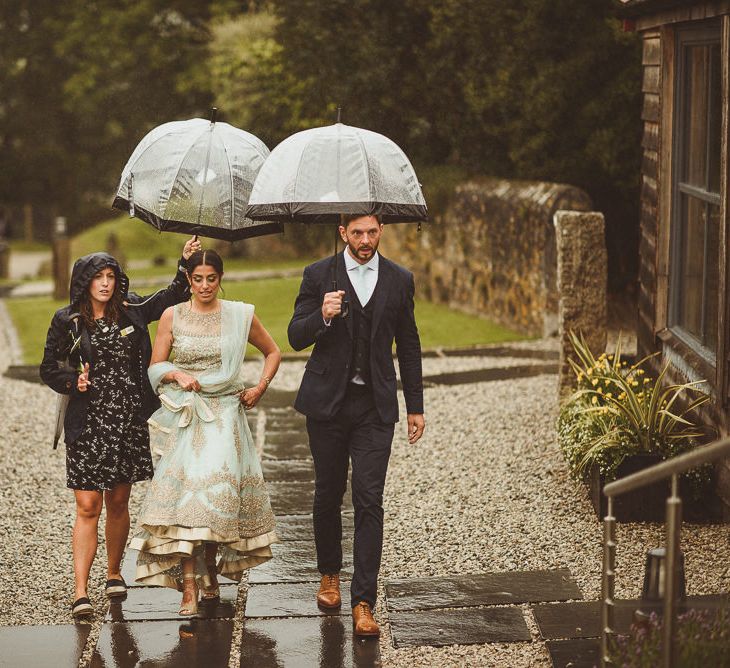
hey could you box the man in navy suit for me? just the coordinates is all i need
[288,214,425,637]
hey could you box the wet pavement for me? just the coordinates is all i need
[105,585,238,622]
[384,569,582,612]
[91,619,234,668]
[545,638,598,668]
[248,540,353,584]
[240,617,381,668]
[275,513,354,541]
[1,375,666,667]
[0,624,89,668]
[389,606,531,648]
[245,583,352,618]
[262,458,315,482]
[240,392,381,667]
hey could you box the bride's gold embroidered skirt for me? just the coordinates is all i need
[130,392,277,589]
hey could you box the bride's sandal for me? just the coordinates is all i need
[202,560,220,601]
[179,574,199,616]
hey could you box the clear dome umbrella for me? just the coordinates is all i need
[245,120,428,225]
[245,119,427,306]
[112,110,283,241]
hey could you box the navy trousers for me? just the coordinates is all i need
[306,383,394,608]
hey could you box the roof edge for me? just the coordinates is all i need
[616,0,703,18]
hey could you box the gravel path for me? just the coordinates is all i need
[1,319,728,667]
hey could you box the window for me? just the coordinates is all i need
[669,24,722,360]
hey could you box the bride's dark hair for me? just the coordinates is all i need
[186,249,224,275]
[186,249,225,295]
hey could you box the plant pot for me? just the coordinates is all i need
[587,454,669,522]
[586,454,718,523]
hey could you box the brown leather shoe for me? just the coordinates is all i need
[316,574,341,609]
[352,601,380,637]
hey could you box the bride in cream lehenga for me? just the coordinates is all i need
[131,249,280,615]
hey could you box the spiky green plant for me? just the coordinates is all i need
[558,331,712,485]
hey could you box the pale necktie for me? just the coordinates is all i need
[354,264,372,306]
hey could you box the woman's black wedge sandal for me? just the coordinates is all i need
[105,578,127,598]
[71,597,93,619]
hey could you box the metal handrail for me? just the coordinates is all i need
[599,436,730,668]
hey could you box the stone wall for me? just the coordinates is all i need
[380,178,593,337]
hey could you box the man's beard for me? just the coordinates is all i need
[348,239,378,262]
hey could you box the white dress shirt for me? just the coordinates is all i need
[344,248,379,306]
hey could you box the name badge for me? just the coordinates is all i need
[120,325,135,337]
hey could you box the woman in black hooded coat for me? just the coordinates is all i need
[40,237,199,618]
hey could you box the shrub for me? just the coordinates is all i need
[557,332,712,491]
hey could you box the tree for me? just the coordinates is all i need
[0,1,215,230]
[264,0,642,286]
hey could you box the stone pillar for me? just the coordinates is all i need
[52,216,70,301]
[555,211,607,401]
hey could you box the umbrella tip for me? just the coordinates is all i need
[336,106,342,124]
[210,107,218,124]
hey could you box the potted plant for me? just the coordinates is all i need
[557,331,713,521]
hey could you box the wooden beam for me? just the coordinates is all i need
[718,15,730,407]
[636,1,730,31]
[656,25,675,335]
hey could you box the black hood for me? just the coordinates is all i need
[69,252,130,306]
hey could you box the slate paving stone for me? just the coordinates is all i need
[534,595,730,641]
[266,414,307,431]
[422,363,559,387]
[545,638,599,668]
[249,540,353,584]
[275,513,354,541]
[263,458,315,482]
[245,582,353,618]
[385,569,582,612]
[105,583,237,622]
[532,600,635,640]
[262,434,312,461]
[121,549,235,588]
[389,606,530,648]
[91,619,233,668]
[240,616,381,668]
[0,624,90,668]
[439,346,559,361]
[257,389,298,409]
[268,481,353,516]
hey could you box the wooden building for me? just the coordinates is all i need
[620,0,730,511]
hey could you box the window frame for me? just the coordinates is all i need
[668,22,723,366]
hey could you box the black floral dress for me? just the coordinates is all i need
[66,318,152,491]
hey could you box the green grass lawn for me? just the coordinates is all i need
[71,216,191,260]
[123,257,311,282]
[6,277,524,365]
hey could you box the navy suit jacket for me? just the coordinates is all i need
[288,252,423,424]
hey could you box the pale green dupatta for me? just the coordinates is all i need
[147,300,253,440]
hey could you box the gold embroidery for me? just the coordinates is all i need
[232,420,242,463]
[191,420,205,457]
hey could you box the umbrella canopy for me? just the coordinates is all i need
[245,123,427,224]
[112,116,283,241]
